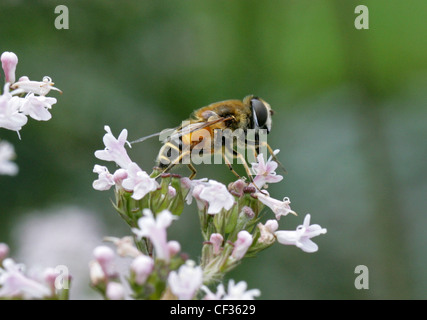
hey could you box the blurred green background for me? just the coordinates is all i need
[0,0,426,299]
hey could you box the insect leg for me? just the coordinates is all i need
[258,141,287,174]
[232,150,255,182]
[222,150,243,179]
[187,163,197,180]
[222,143,259,190]
[157,150,191,178]
[245,138,259,164]
[232,149,268,194]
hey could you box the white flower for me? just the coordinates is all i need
[19,93,57,121]
[106,282,125,300]
[202,280,260,300]
[231,231,253,260]
[13,207,106,299]
[257,219,278,245]
[0,140,18,175]
[168,260,203,300]
[10,76,61,96]
[1,51,18,84]
[275,214,327,253]
[112,168,128,186]
[181,177,207,205]
[92,165,115,191]
[130,255,154,285]
[0,51,61,137]
[93,165,128,191]
[132,209,178,262]
[94,125,132,169]
[251,150,283,189]
[255,192,297,220]
[0,87,28,132]
[223,280,261,300]
[104,236,141,258]
[196,180,235,214]
[121,162,159,200]
[0,258,51,299]
[201,284,225,300]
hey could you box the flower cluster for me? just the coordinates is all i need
[0,51,67,300]
[0,51,61,175]
[92,126,328,300]
[89,233,260,300]
[0,243,70,300]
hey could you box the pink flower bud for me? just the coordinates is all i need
[1,52,18,84]
[231,231,253,260]
[93,246,115,277]
[167,240,181,257]
[94,246,114,264]
[89,260,105,285]
[0,243,9,261]
[17,76,29,82]
[130,255,154,285]
[241,206,255,219]
[228,179,246,197]
[265,219,278,233]
[43,267,58,291]
[180,177,192,189]
[209,233,223,255]
[106,282,125,300]
[168,186,177,197]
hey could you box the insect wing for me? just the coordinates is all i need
[167,116,234,142]
[130,116,233,145]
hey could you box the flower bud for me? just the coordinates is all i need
[94,246,114,264]
[241,206,255,219]
[231,231,253,260]
[93,246,115,277]
[130,255,154,285]
[180,177,192,194]
[168,186,177,198]
[43,267,58,293]
[104,236,141,258]
[1,51,18,84]
[167,240,181,257]
[17,76,29,82]
[0,242,9,262]
[209,233,223,255]
[89,260,105,286]
[265,219,279,233]
[106,282,125,300]
[228,179,247,197]
[232,206,254,234]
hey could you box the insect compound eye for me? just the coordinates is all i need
[251,98,268,128]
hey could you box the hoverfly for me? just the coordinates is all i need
[131,95,284,183]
